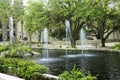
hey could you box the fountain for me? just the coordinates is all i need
[65,20,71,70]
[26,23,113,80]
[80,28,86,54]
[80,28,87,73]
[27,26,117,80]
[43,28,49,59]
[37,28,62,63]
[65,20,70,54]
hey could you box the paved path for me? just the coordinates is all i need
[0,73,24,80]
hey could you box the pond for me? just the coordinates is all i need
[26,49,120,80]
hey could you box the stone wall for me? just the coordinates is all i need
[51,40,101,45]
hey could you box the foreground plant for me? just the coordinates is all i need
[0,58,48,80]
[4,42,33,58]
[58,66,97,80]
[114,44,120,50]
[0,44,9,52]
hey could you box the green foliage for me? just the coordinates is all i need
[0,31,2,36]
[0,0,11,21]
[58,66,97,80]
[51,27,65,40]
[23,37,28,41]
[0,44,9,52]
[114,44,120,50]
[48,0,91,47]
[4,42,33,58]
[87,0,120,47]
[24,1,45,34]
[0,0,24,22]
[13,0,24,22]
[23,1,46,43]
[0,58,48,80]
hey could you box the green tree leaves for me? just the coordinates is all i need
[13,0,120,47]
[87,0,120,47]
[0,0,24,22]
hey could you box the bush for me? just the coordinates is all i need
[58,66,97,80]
[4,42,33,58]
[114,44,120,50]
[0,58,48,80]
[0,44,9,52]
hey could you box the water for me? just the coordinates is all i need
[65,20,70,70]
[65,20,70,48]
[80,28,86,54]
[43,28,48,59]
[27,49,120,80]
[80,28,87,72]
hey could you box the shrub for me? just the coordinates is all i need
[4,42,33,58]
[0,44,9,52]
[114,44,120,50]
[0,58,48,80]
[58,66,97,80]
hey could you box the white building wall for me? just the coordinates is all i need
[27,32,39,42]
[16,21,22,40]
[108,31,120,40]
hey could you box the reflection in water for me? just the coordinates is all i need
[36,58,63,64]
[27,50,120,80]
[63,54,98,58]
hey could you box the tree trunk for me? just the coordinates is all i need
[21,22,23,40]
[29,33,32,46]
[101,38,105,47]
[70,36,76,48]
[38,30,41,43]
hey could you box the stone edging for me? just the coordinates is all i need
[0,73,24,80]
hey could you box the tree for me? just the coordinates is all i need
[51,27,65,40]
[24,1,47,43]
[87,0,120,47]
[47,0,91,47]
[0,0,11,21]
[0,0,24,46]
[13,0,24,22]
[0,0,11,41]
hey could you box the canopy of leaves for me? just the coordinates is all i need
[24,1,50,34]
[0,0,24,22]
[47,0,92,46]
[0,0,11,22]
[86,0,120,47]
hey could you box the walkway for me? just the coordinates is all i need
[0,73,24,80]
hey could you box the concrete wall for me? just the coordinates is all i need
[27,32,39,42]
[2,21,8,41]
[108,31,120,40]
[16,21,22,40]
[51,40,101,45]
